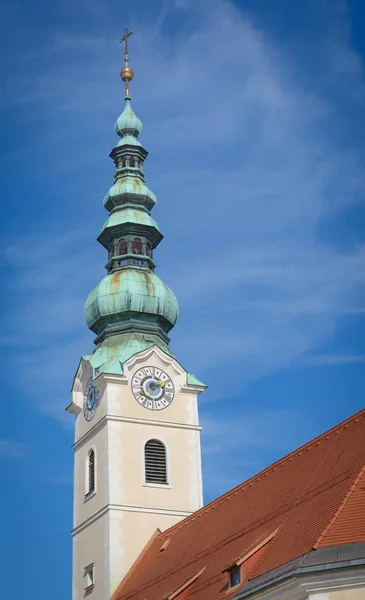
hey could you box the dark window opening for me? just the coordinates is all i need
[133,237,142,254]
[118,239,127,255]
[229,569,241,588]
[146,242,152,258]
[145,439,167,485]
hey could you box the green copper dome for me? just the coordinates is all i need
[85,268,179,336]
[114,99,142,138]
[117,134,141,147]
[100,207,160,234]
[103,176,156,211]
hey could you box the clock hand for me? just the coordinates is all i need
[157,379,168,388]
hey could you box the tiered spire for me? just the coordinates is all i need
[84,30,178,361]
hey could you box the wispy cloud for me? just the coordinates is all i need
[2,0,365,427]
[0,440,27,459]
[201,406,313,499]
[301,354,365,366]
[49,473,73,485]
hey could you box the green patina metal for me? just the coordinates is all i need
[114,98,142,138]
[103,177,156,211]
[82,85,205,386]
[100,207,160,234]
[83,332,206,387]
[84,332,172,376]
[117,135,142,147]
[187,372,205,386]
[85,267,178,335]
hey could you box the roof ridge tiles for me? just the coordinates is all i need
[181,571,234,598]
[161,409,365,537]
[223,529,279,572]
[314,463,365,549]
[167,566,207,600]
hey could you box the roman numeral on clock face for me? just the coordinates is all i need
[131,366,175,411]
[140,367,152,377]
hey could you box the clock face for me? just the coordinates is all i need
[132,366,175,410]
[83,377,100,421]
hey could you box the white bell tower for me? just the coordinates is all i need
[67,29,206,600]
[68,346,205,599]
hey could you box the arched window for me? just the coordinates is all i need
[86,449,95,496]
[144,439,167,485]
[129,157,135,168]
[118,238,127,255]
[133,237,142,255]
[146,242,152,258]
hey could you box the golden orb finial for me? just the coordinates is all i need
[120,26,134,98]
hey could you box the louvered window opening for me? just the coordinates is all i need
[145,440,167,484]
[88,450,95,494]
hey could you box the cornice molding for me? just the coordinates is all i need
[72,503,191,536]
[124,345,206,393]
[234,551,365,600]
[72,414,202,451]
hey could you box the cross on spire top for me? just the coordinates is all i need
[120,27,134,59]
[119,27,135,99]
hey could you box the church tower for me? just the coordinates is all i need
[67,29,206,600]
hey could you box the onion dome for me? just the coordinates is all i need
[85,269,179,337]
[114,99,142,138]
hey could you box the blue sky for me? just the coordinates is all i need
[1,0,365,597]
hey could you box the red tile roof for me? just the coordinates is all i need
[113,409,365,600]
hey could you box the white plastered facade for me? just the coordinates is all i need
[67,345,205,600]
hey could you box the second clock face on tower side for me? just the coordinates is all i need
[132,366,175,410]
[83,377,100,421]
